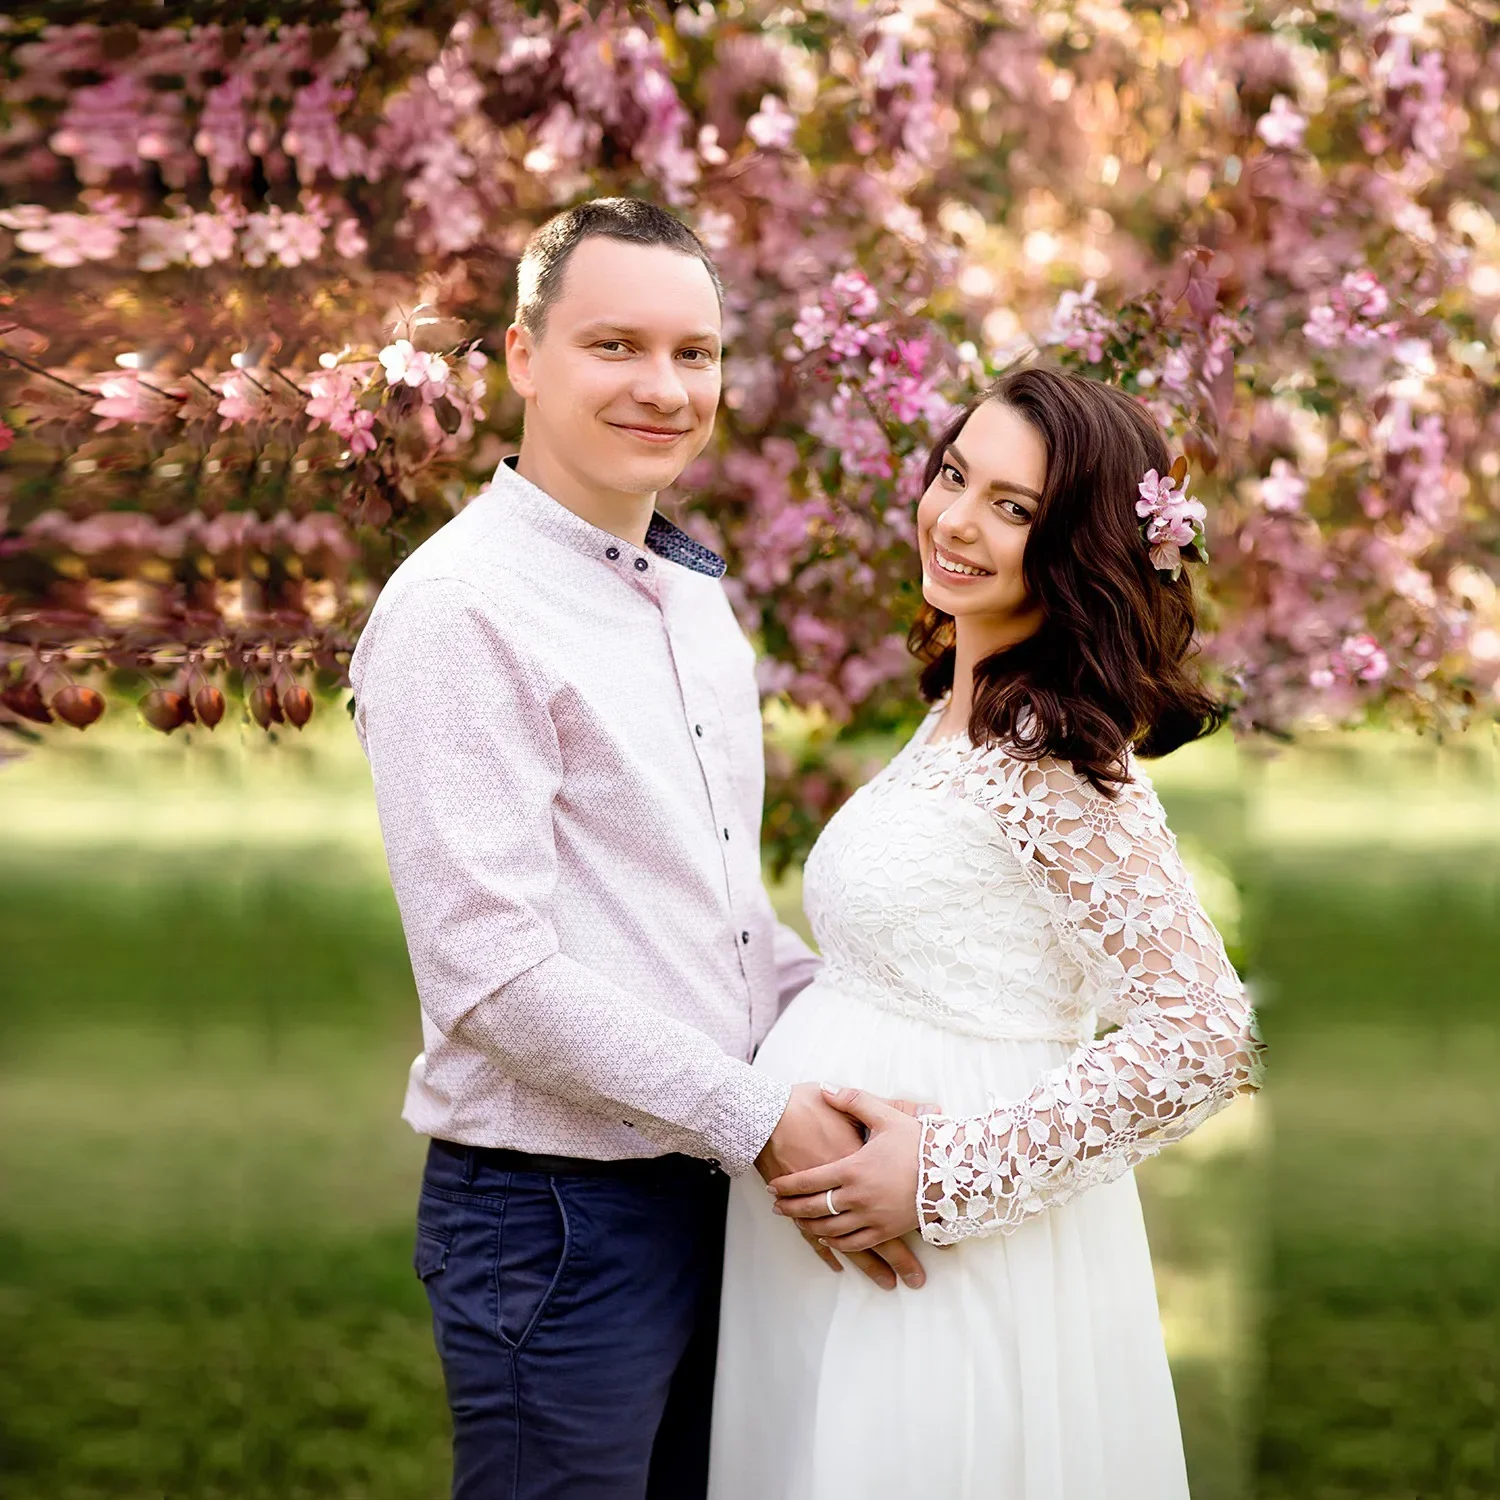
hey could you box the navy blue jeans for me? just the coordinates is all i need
[414,1139,731,1500]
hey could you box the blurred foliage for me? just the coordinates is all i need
[1,2,1497,868]
[6,731,1496,1497]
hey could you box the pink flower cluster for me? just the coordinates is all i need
[0,204,124,266]
[1042,280,1114,365]
[86,372,171,429]
[792,270,882,355]
[1310,633,1391,689]
[793,270,957,464]
[1136,468,1208,578]
[863,29,949,167]
[1303,270,1401,350]
[305,364,380,457]
[1259,459,1307,514]
[2,193,367,271]
[1381,398,1450,527]
[1255,95,1307,151]
[1377,35,1453,166]
[3,4,1495,775]
[25,507,357,563]
[378,341,451,398]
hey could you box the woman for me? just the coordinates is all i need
[708,366,1262,1498]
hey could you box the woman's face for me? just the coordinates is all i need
[916,399,1048,644]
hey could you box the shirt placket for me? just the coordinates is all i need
[646,571,759,1030]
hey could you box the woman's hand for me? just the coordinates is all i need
[768,1086,925,1254]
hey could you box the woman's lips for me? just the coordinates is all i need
[929,542,994,582]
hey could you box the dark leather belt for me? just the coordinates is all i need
[431,1137,724,1180]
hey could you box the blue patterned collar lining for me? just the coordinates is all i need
[643,511,727,579]
[497,455,725,580]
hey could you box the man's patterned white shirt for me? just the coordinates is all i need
[350,458,819,1175]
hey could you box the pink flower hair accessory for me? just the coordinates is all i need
[1136,454,1207,580]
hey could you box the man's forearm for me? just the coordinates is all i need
[446,949,790,1174]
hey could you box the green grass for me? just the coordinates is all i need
[0,853,450,1499]
[1249,852,1499,1500]
[1,725,1494,1498]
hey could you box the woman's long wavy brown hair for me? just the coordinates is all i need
[908,365,1224,794]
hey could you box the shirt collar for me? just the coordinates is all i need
[488,455,727,580]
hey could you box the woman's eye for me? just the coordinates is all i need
[998,499,1032,522]
[940,463,964,485]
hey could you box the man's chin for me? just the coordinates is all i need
[608,441,704,493]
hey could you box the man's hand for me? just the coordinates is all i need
[757,1082,926,1291]
[769,1087,924,1252]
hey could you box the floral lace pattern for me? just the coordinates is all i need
[802,757,1101,1043]
[895,727,1262,1244]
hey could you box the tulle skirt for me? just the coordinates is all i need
[707,981,1190,1500]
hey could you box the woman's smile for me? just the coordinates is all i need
[930,542,994,581]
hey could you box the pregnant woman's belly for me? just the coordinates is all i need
[714,977,1185,1500]
[754,975,1077,1117]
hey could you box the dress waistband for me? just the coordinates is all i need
[813,960,1094,1046]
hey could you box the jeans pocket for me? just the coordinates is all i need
[413,1225,451,1282]
[494,1177,570,1350]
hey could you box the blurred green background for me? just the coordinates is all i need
[1,720,1494,1499]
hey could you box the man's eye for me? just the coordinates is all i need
[597,341,628,354]
[680,348,713,363]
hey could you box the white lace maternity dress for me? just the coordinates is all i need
[708,711,1260,1500]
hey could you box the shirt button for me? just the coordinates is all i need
[722,828,730,840]
[634,557,649,573]
[741,931,750,945]
[605,546,620,560]
[694,724,703,737]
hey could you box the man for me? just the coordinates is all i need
[350,198,924,1499]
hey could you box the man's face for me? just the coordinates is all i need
[505,237,723,498]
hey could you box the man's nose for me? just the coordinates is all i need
[631,355,689,412]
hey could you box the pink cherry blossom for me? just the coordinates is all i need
[1259,460,1307,514]
[1255,96,1307,150]
[213,371,264,427]
[378,340,450,396]
[88,373,168,428]
[14,212,123,267]
[746,94,797,151]
[1337,633,1390,684]
[1043,280,1112,364]
[1,3,1493,810]
[1136,470,1208,577]
[344,408,378,457]
[305,368,362,431]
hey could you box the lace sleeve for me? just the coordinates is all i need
[917,749,1263,1245]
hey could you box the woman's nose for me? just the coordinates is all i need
[937,505,980,543]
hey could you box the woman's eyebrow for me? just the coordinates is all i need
[987,480,1042,502]
[947,443,1042,502]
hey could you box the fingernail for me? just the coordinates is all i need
[820,1082,844,1096]
[816,1237,829,1247]
[903,1274,925,1288]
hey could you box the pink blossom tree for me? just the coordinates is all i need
[1,4,1496,866]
